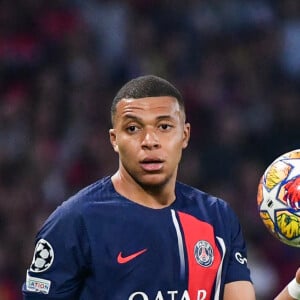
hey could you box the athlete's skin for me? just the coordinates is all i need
[275,268,300,300]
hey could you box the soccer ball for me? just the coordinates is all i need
[257,149,300,247]
[30,239,54,272]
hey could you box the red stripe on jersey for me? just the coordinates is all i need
[178,212,222,299]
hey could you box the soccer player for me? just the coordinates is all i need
[23,75,300,299]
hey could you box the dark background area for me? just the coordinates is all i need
[0,0,300,299]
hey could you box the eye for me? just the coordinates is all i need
[126,125,139,133]
[159,123,173,131]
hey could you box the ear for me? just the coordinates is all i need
[182,122,191,149]
[109,129,119,153]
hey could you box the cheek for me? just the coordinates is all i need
[165,139,185,162]
[168,135,187,151]
[117,139,138,158]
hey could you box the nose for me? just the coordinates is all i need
[141,129,160,149]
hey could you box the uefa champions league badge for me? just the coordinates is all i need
[30,239,54,273]
[194,240,214,267]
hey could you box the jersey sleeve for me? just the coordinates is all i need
[223,206,252,284]
[22,199,91,299]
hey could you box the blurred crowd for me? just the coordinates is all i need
[0,0,300,299]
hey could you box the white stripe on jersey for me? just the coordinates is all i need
[171,209,186,279]
[214,237,226,300]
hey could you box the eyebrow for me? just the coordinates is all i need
[123,114,175,122]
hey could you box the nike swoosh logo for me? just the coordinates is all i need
[117,248,147,264]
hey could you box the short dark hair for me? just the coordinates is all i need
[111,75,185,124]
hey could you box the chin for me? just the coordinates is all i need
[138,174,170,189]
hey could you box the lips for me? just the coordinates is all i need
[140,158,164,172]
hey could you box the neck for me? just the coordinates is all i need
[111,171,176,209]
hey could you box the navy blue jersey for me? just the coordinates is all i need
[23,177,252,300]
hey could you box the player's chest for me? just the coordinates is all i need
[83,205,222,285]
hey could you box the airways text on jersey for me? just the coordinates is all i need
[128,289,207,300]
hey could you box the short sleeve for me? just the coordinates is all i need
[224,207,252,284]
[22,200,90,299]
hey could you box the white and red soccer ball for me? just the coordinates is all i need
[257,149,300,247]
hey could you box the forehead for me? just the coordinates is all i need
[115,96,181,116]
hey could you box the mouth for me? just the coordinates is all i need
[140,158,164,172]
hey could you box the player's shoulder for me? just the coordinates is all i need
[52,176,114,217]
[175,181,231,211]
[175,181,239,227]
[75,176,113,199]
